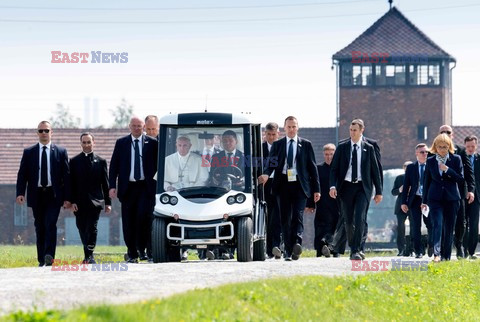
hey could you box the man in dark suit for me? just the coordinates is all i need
[439,125,475,258]
[323,127,382,259]
[306,144,339,257]
[16,121,71,267]
[210,130,245,192]
[463,135,480,259]
[259,116,320,261]
[70,132,111,264]
[329,119,383,260]
[392,161,412,256]
[262,122,281,259]
[109,116,157,263]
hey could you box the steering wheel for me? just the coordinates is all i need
[212,165,244,186]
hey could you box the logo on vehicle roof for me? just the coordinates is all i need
[197,120,214,125]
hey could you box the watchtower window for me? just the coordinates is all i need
[376,64,406,86]
[409,64,440,85]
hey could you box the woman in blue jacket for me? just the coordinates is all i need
[421,134,464,262]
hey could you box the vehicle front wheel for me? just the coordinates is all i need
[237,217,253,262]
[152,217,168,263]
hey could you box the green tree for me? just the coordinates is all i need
[50,103,81,128]
[111,98,133,128]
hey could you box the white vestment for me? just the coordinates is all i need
[164,152,209,190]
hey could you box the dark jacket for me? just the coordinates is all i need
[70,152,111,209]
[392,173,408,215]
[422,153,464,203]
[264,136,320,198]
[16,143,71,208]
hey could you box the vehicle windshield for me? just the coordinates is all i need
[160,126,251,194]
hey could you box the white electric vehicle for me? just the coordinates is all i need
[151,112,267,262]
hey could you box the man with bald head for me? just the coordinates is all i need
[16,121,71,267]
[109,116,158,263]
[144,115,159,138]
[438,125,475,258]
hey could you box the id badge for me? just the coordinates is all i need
[287,168,297,182]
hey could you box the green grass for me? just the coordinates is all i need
[4,260,480,321]
[0,245,126,268]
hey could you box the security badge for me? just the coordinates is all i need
[287,168,297,182]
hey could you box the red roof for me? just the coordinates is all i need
[333,7,455,61]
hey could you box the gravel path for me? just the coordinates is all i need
[0,256,428,315]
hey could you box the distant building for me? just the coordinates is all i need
[333,7,456,169]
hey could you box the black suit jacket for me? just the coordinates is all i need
[340,136,383,184]
[16,143,71,208]
[423,153,464,203]
[401,161,425,208]
[210,149,245,187]
[329,139,382,199]
[455,144,475,198]
[468,153,480,203]
[391,173,407,215]
[109,134,157,202]
[264,136,320,198]
[70,152,111,209]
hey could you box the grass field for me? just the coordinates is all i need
[4,259,480,321]
[0,245,395,269]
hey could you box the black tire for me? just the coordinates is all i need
[237,217,253,262]
[152,217,168,263]
[253,239,266,261]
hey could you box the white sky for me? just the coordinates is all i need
[0,0,479,129]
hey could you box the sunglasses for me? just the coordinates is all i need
[440,131,452,135]
[37,129,50,134]
[418,151,428,154]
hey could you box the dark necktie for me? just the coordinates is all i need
[351,144,358,182]
[470,155,475,172]
[134,139,141,180]
[287,139,294,169]
[41,146,48,187]
[227,152,233,166]
[419,163,425,194]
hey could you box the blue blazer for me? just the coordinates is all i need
[109,134,156,202]
[401,161,423,208]
[422,153,464,203]
[16,143,70,208]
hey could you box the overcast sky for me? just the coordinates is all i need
[0,0,479,129]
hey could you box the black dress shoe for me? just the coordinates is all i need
[350,252,362,260]
[333,253,340,258]
[397,250,404,256]
[272,247,282,259]
[292,244,303,257]
[428,247,433,257]
[127,258,139,263]
[359,251,366,260]
[38,262,45,267]
[292,254,299,260]
[321,245,331,258]
[316,250,322,257]
[456,248,465,259]
[415,253,423,259]
[284,256,292,261]
[88,256,96,264]
[44,254,54,266]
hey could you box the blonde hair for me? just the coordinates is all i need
[429,133,455,154]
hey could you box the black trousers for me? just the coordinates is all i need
[276,176,307,256]
[121,181,150,259]
[396,212,408,253]
[463,200,480,256]
[314,208,339,251]
[409,196,423,255]
[338,181,369,254]
[265,182,281,255]
[75,206,101,259]
[32,187,61,264]
[454,199,466,251]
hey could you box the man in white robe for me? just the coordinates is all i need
[164,136,209,191]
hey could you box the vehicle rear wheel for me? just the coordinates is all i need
[253,239,266,261]
[152,217,168,263]
[237,217,253,262]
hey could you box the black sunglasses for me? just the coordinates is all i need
[418,151,428,154]
[440,131,452,135]
[37,129,50,134]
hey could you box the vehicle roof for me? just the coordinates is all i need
[160,112,260,126]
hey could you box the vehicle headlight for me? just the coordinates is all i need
[160,194,170,204]
[170,196,178,205]
[227,196,236,205]
[235,193,246,204]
